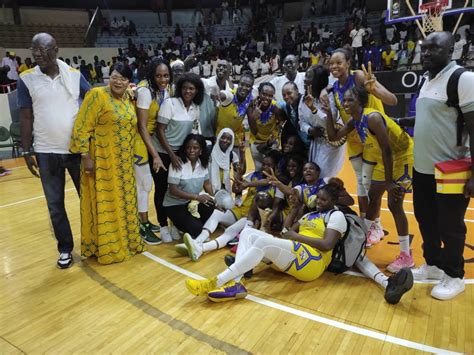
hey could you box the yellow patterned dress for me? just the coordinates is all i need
[70,86,145,264]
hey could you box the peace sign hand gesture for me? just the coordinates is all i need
[361,61,377,93]
[263,168,279,186]
[304,84,316,111]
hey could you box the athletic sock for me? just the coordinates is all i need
[374,272,389,289]
[364,219,374,229]
[203,240,219,252]
[399,235,410,253]
[195,229,210,244]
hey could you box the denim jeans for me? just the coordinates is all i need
[36,153,81,253]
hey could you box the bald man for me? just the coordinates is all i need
[411,31,474,300]
[269,54,305,102]
[18,33,90,269]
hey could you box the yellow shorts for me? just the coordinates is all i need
[231,204,250,221]
[372,155,413,192]
[284,242,327,282]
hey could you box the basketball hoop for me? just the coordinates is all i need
[419,0,449,33]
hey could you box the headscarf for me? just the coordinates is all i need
[209,128,235,194]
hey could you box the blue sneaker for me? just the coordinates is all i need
[207,281,247,302]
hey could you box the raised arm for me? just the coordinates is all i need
[355,62,398,106]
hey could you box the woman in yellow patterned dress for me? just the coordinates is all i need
[70,62,145,264]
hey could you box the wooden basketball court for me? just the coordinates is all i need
[1,156,473,353]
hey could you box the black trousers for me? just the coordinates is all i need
[165,202,215,238]
[149,152,172,227]
[413,169,470,279]
[36,153,81,253]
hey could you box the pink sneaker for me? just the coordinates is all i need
[366,223,384,248]
[386,251,415,273]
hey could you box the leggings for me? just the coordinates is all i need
[135,163,153,213]
[216,228,295,286]
[149,153,172,226]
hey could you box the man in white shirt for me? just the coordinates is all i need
[269,54,305,102]
[411,32,474,300]
[17,33,91,269]
[350,24,366,68]
[452,33,467,64]
[1,51,19,82]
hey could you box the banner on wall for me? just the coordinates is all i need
[374,70,424,94]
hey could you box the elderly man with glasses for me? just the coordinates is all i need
[17,33,91,269]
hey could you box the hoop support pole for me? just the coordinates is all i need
[452,0,469,34]
[405,0,426,37]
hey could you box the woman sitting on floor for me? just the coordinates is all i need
[185,179,414,305]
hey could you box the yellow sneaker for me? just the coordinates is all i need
[185,277,217,296]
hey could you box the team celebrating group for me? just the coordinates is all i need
[18,30,474,305]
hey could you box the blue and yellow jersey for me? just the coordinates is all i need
[232,171,275,220]
[354,107,413,165]
[333,73,385,159]
[249,100,279,144]
[284,210,333,282]
[294,178,327,209]
[216,89,251,146]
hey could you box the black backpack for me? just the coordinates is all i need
[417,67,467,146]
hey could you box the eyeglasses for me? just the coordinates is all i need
[109,75,129,83]
[29,47,55,54]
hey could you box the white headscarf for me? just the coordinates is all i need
[209,128,235,194]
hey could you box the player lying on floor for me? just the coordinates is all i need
[185,179,414,305]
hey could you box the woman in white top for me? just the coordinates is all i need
[152,73,205,241]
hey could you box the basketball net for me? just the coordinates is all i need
[420,1,448,33]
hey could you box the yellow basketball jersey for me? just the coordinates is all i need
[249,100,279,144]
[355,107,413,164]
[284,211,333,282]
[333,73,385,158]
[216,89,247,145]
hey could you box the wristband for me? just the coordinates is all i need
[311,108,318,114]
[21,151,33,157]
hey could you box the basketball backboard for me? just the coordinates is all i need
[386,0,474,24]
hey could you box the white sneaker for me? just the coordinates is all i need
[169,225,181,241]
[183,233,203,261]
[160,226,173,243]
[412,263,444,281]
[431,274,465,300]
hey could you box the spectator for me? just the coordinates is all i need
[452,33,467,65]
[119,16,129,35]
[110,17,120,35]
[175,24,183,49]
[396,42,411,71]
[129,21,138,36]
[310,1,317,16]
[100,17,111,36]
[269,49,280,73]
[381,44,396,70]
[71,56,80,69]
[270,54,305,102]
[1,51,19,82]
[18,57,33,73]
[350,23,366,68]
